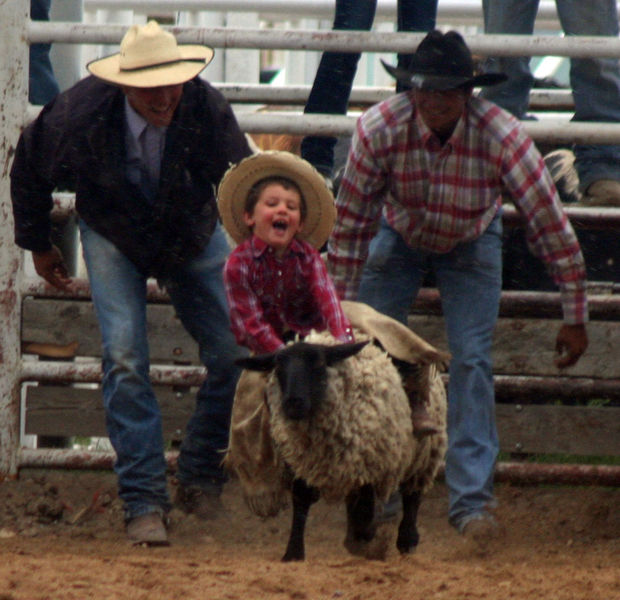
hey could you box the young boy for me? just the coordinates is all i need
[219,151,354,353]
[218,151,437,434]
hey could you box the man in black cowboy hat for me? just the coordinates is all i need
[11,21,252,545]
[328,30,589,548]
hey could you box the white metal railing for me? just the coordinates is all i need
[203,84,575,109]
[29,23,620,58]
[24,99,619,144]
[79,0,620,30]
[25,22,620,144]
[234,113,620,145]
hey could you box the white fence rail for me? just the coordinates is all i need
[79,0,620,30]
[29,23,620,58]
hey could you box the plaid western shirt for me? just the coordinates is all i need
[224,235,354,354]
[328,92,588,324]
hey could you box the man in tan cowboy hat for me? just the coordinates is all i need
[11,20,253,545]
[328,30,589,548]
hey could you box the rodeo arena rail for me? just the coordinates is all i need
[0,0,619,485]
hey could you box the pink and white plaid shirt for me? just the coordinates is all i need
[225,235,354,354]
[328,92,588,324]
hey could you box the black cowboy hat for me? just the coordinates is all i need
[381,29,507,91]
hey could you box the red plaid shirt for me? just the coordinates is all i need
[328,92,588,324]
[225,235,354,353]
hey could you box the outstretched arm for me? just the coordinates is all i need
[307,249,354,343]
[554,323,588,368]
[224,250,285,354]
[32,246,73,291]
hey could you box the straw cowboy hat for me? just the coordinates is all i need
[87,20,214,87]
[217,151,337,249]
[381,29,507,91]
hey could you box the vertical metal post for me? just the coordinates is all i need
[50,0,85,93]
[47,1,83,282]
[180,9,225,81]
[223,11,260,86]
[0,0,28,478]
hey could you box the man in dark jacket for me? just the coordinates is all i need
[11,21,252,545]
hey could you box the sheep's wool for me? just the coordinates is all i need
[265,330,417,503]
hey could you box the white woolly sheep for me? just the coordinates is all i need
[235,328,447,561]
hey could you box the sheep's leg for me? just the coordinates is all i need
[396,488,421,554]
[343,484,377,555]
[282,478,319,562]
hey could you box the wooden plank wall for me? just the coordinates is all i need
[21,297,620,457]
[22,298,198,365]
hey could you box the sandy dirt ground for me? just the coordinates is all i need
[0,468,617,600]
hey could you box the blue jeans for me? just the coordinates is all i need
[481,0,620,190]
[301,0,438,176]
[30,0,60,105]
[79,221,246,521]
[357,218,502,531]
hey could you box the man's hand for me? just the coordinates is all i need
[32,246,73,291]
[554,323,588,369]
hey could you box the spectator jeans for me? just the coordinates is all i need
[301,0,438,176]
[481,0,620,190]
[29,0,60,105]
[79,221,245,521]
[357,217,503,531]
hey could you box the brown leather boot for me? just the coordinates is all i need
[395,359,441,437]
[174,485,225,520]
[126,512,169,546]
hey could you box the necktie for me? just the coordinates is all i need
[139,124,163,200]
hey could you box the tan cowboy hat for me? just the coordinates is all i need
[217,151,337,249]
[87,20,214,87]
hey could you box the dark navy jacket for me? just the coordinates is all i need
[11,75,251,277]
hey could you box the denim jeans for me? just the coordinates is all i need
[357,217,503,530]
[29,0,60,105]
[79,221,246,521]
[301,0,438,176]
[481,0,620,190]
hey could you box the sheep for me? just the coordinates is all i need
[231,318,448,562]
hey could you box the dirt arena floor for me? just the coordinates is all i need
[0,469,617,600]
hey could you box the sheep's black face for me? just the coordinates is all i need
[236,339,368,422]
[275,344,328,421]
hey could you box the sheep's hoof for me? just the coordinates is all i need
[281,550,304,562]
[396,542,418,555]
[344,522,393,561]
[343,522,374,557]
[396,532,419,554]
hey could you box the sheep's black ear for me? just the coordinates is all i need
[235,353,277,371]
[324,341,368,366]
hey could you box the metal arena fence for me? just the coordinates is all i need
[0,1,619,482]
